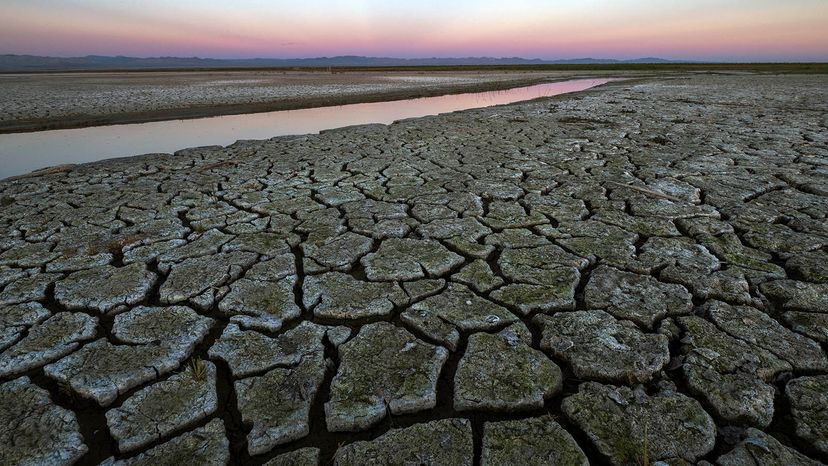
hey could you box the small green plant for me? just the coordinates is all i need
[189,358,207,381]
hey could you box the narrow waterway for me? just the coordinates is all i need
[0,78,615,179]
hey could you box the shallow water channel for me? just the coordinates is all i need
[0,78,614,179]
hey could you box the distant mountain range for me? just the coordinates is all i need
[0,54,683,72]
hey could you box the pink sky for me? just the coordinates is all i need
[2,0,826,61]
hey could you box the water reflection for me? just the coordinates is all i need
[0,78,614,179]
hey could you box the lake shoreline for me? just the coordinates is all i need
[0,72,629,134]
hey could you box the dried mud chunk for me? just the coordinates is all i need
[156,229,234,263]
[786,250,828,283]
[782,312,828,343]
[635,236,752,304]
[699,233,786,283]
[707,301,827,371]
[302,232,373,271]
[592,210,681,237]
[678,315,789,427]
[209,321,325,378]
[0,302,50,351]
[222,232,291,257]
[0,272,62,305]
[480,201,549,229]
[742,223,826,257]
[555,220,638,267]
[716,427,821,466]
[303,272,406,320]
[0,312,97,377]
[400,278,445,301]
[408,283,517,334]
[360,238,464,281]
[585,265,692,329]
[235,352,327,455]
[491,245,584,314]
[628,197,720,219]
[760,280,828,313]
[443,236,495,259]
[535,309,669,384]
[481,416,588,466]
[264,447,320,466]
[111,305,213,346]
[102,418,229,466]
[417,217,491,241]
[562,382,716,465]
[45,306,212,406]
[0,377,88,466]
[333,418,473,466]
[399,306,461,350]
[159,251,257,304]
[0,241,60,268]
[106,361,218,453]
[452,259,504,293]
[325,322,448,432]
[218,275,298,332]
[786,375,828,456]
[454,325,561,411]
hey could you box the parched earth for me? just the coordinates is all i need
[1,74,827,465]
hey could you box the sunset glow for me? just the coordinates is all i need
[2,0,827,61]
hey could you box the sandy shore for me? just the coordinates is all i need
[1,75,827,465]
[0,70,620,133]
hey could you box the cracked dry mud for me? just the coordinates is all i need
[0,74,827,465]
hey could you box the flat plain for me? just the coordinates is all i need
[1,73,827,465]
[0,70,594,132]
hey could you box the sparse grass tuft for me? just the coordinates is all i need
[189,358,208,381]
[634,423,650,466]
[107,234,146,255]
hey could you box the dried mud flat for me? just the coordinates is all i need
[1,74,827,466]
[0,70,580,132]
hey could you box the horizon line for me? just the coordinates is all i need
[3,53,828,64]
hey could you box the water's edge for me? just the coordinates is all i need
[0,78,617,179]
